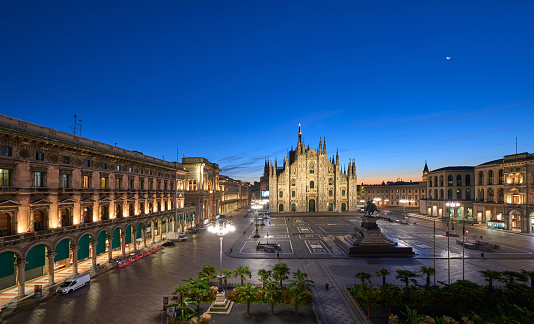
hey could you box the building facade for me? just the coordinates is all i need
[359,163,428,211]
[182,157,220,226]
[269,125,357,212]
[218,175,250,214]
[0,114,197,295]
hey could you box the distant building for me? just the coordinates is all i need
[359,163,428,212]
[269,124,357,212]
[218,175,250,214]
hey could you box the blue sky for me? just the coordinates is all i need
[1,1,533,184]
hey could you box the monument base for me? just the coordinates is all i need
[207,292,234,315]
[335,236,414,255]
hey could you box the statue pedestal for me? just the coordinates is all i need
[207,292,234,315]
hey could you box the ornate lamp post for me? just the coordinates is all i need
[207,220,235,314]
[208,220,235,292]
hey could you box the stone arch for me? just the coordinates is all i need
[51,235,77,249]
[509,209,522,229]
[0,247,24,261]
[23,241,54,258]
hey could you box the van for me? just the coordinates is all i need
[56,274,90,294]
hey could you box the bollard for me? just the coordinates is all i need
[276,252,279,258]
[481,253,484,258]
[325,283,329,290]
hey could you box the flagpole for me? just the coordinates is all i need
[462,223,465,281]
[433,220,436,286]
[447,220,450,285]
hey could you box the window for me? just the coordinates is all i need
[101,177,107,189]
[102,163,107,169]
[342,190,345,196]
[488,170,494,185]
[429,178,432,187]
[1,146,12,156]
[279,191,283,198]
[498,169,504,185]
[434,189,438,199]
[140,178,145,190]
[466,188,471,200]
[309,181,314,189]
[456,175,461,186]
[157,181,161,190]
[439,189,444,199]
[329,178,333,185]
[291,179,295,186]
[129,178,134,189]
[279,204,283,212]
[116,178,121,190]
[84,159,90,167]
[488,188,494,202]
[479,188,484,201]
[456,189,462,200]
[0,169,12,186]
[128,167,133,172]
[434,176,438,187]
[149,180,153,190]
[309,162,314,174]
[478,171,484,185]
[34,171,44,187]
[498,188,504,203]
[83,175,90,188]
[164,181,168,191]
[61,174,70,188]
[62,156,69,164]
[447,175,453,187]
[329,190,333,197]
[465,175,471,186]
[36,152,44,161]
[292,191,295,198]
[439,176,443,186]
[116,165,121,171]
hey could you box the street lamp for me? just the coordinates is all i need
[208,220,235,293]
[409,199,415,213]
[400,199,408,218]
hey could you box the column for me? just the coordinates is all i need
[152,223,156,244]
[132,228,138,251]
[159,222,163,242]
[108,237,114,261]
[16,259,27,297]
[71,245,79,276]
[91,239,98,266]
[120,230,126,255]
[46,252,56,287]
[142,227,146,248]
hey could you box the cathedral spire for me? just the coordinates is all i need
[319,137,322,153]
[336,148,339,165]
[323,137,326,154]
[298,123,302,145]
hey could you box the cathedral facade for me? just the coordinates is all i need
[268,125,357,213]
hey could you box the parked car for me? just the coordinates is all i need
[56,274,90,294]
[162,241,176,246]
[91,264,104,270]
[187,228,200,234]
[177,234,188,242]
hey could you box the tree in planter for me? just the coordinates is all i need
[395,269,418,288]
[287,269,314,317]
[355,271,372,287]
[258,269,272,287]
[479,270,502,289]
[171,284,193,314]
[234,282,259,315]
[222,269,233,291]
[500,270,527,286]
[375,268,391,287]
[521,269,534,289]
[184,277,211,313]
[355,285,378,319]
[199,264,217,280]
[419,266,435,287]
[165,296,197,324]
[263,280,282,315]
[272,263,290,289]
[233,265,252,286]
[379,284,399,315]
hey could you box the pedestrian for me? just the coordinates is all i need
[276,252,279,258]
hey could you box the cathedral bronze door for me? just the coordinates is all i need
[309,199,315,212]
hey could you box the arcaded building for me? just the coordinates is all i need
[269,125,357,212]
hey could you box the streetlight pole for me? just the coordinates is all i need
[208,220,235,293]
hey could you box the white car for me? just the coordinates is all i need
[177,234,188,242]
[56,274,90,294]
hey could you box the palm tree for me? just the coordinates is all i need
[356,285,378,319]
[375,268,391,286]
[272,263,290,289]
[287,269,314,317]
[480,270,501,289]
[500,270,527,286]
[171,284,193,313]
[233,265,252,286]
[355,271,372,287]
[184,277,210,313]
[379,284,398,315]
[222,269,233,291]
[521,269,534,289]
[420,266,436,287]
[263,280,282,315]
[199,264,217,279]
[165,296,197,324]
[395,269,418,288]
[258,269,272,287]
[235,282,259,315]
